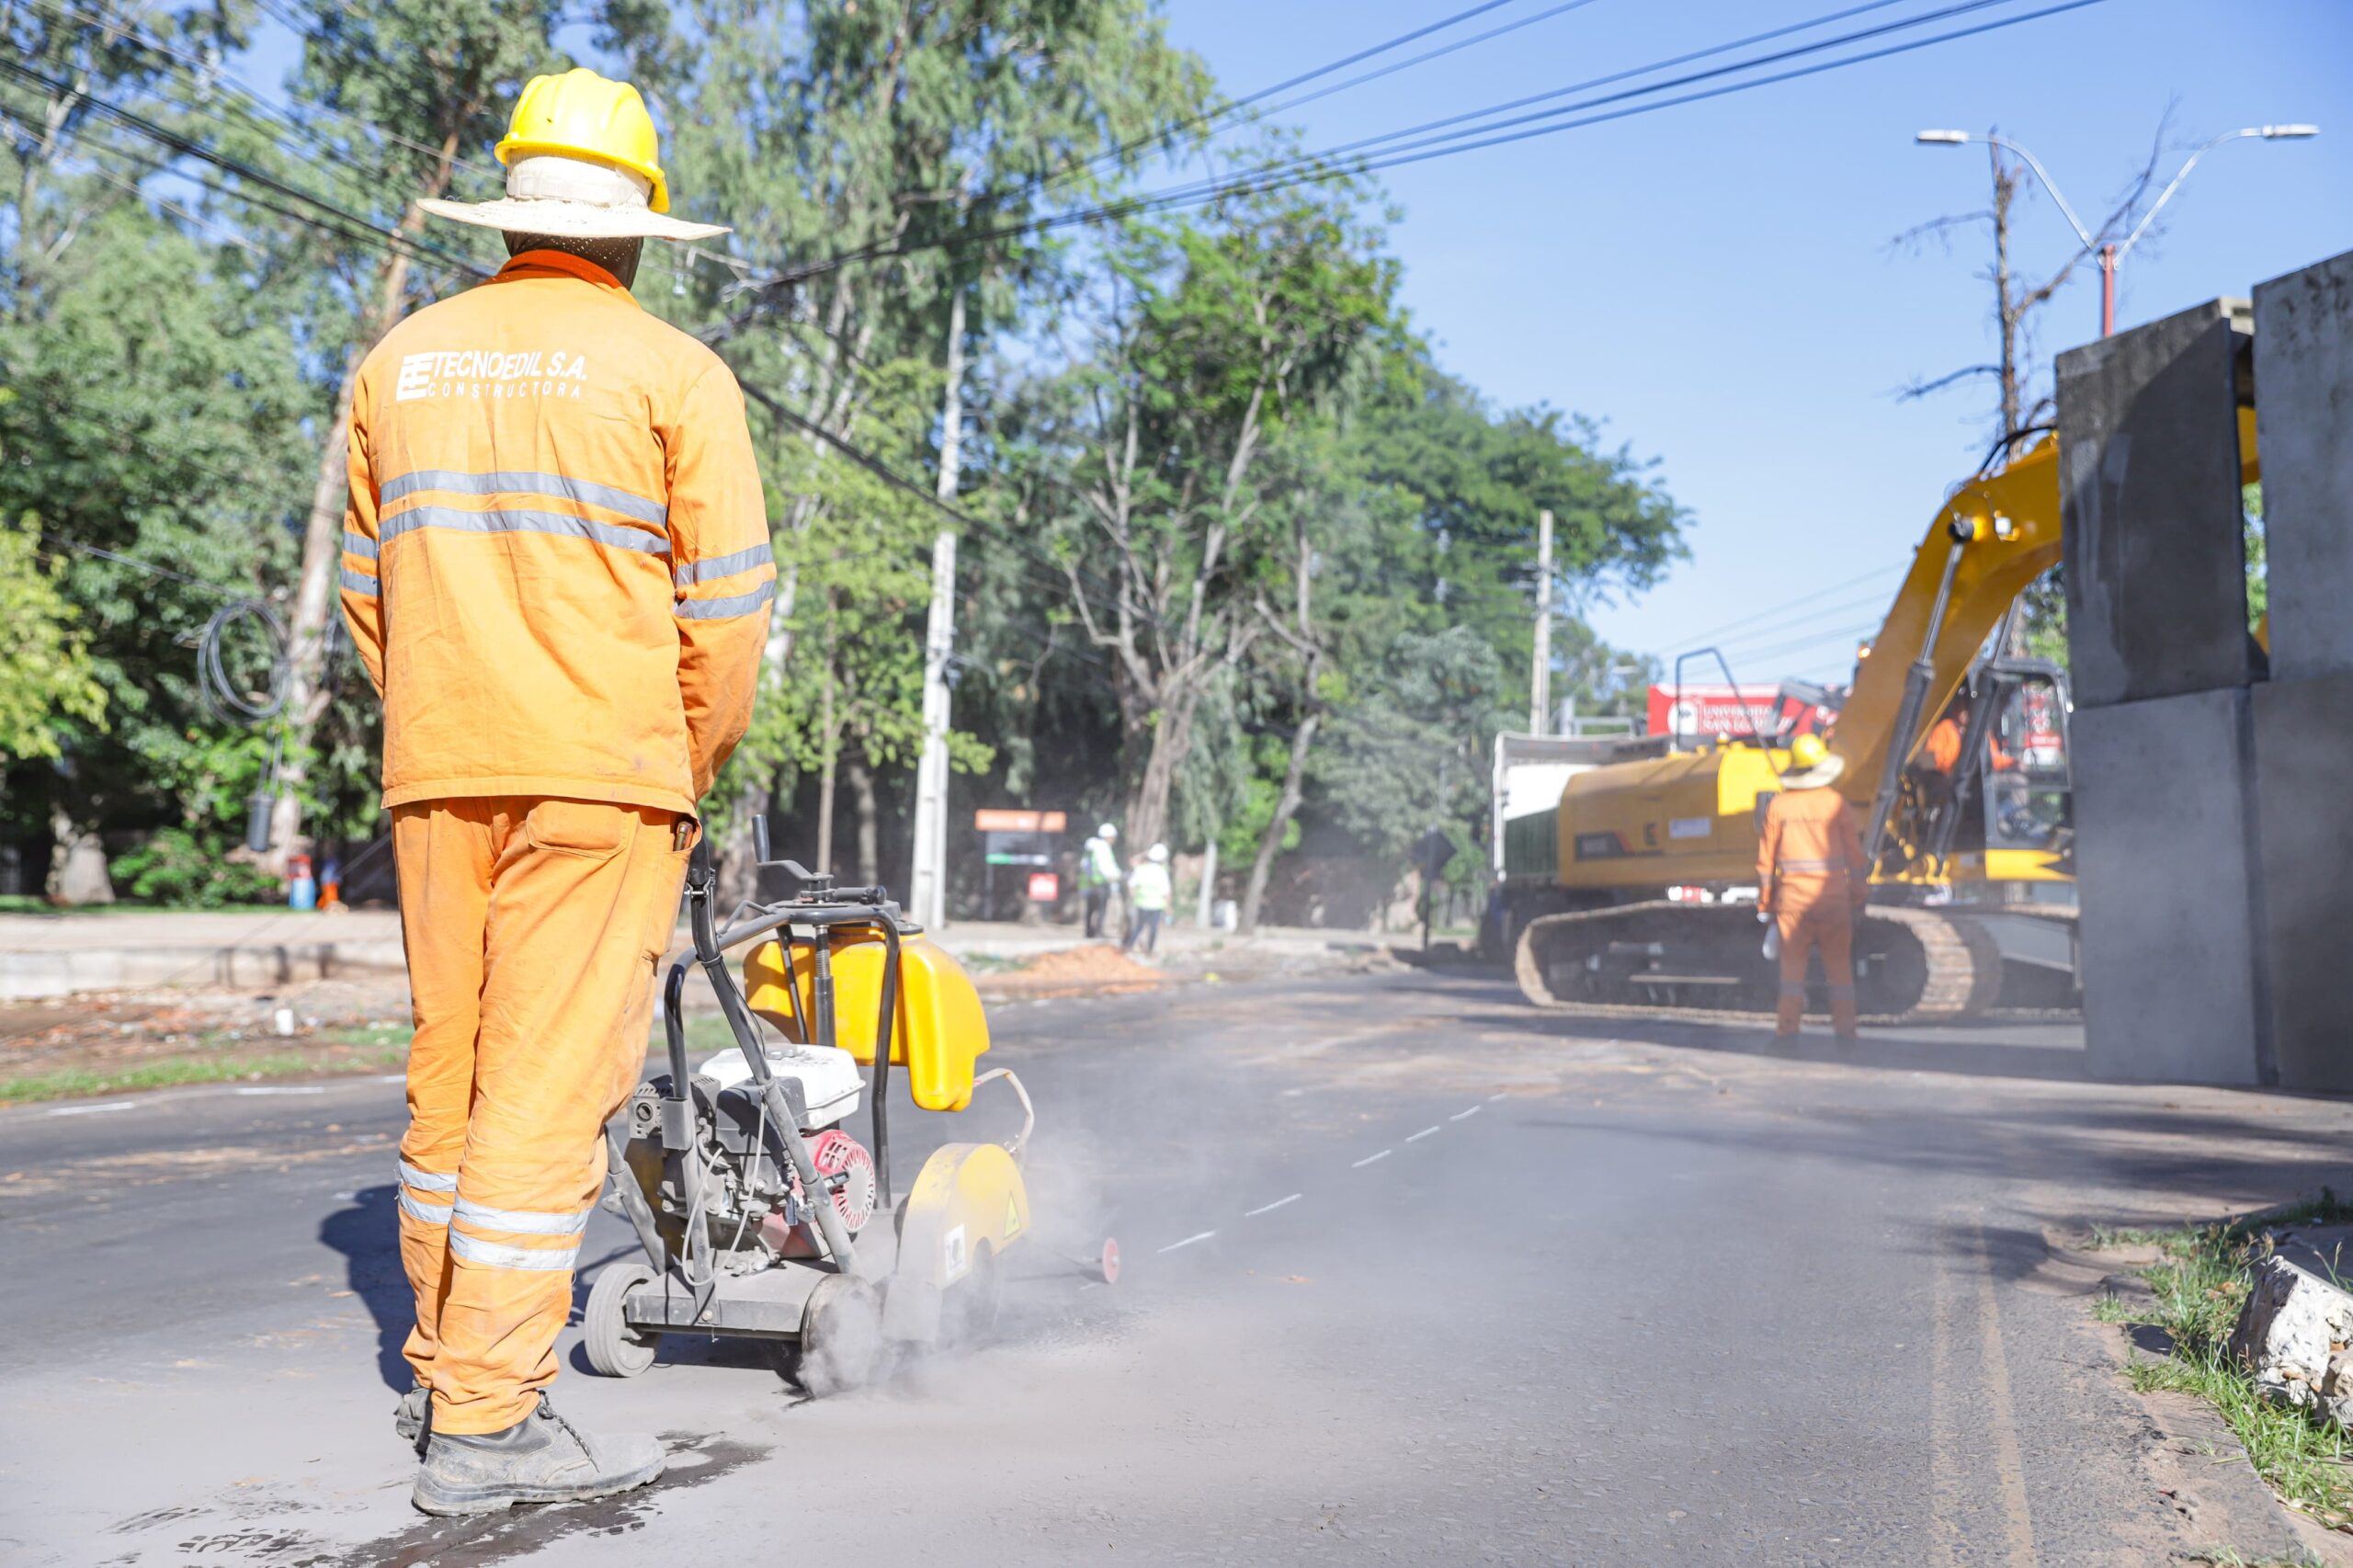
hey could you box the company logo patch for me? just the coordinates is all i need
[394,348,591,402]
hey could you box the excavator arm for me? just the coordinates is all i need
[1830,437,2063,825]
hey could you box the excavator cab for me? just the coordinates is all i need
[1882,656,2075,887]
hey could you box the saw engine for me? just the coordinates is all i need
[615,1043,879,1269]
[585,829,1118,1394]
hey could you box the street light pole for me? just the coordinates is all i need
[1915,124,2318,337]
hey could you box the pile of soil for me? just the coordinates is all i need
[974,942,1171,998]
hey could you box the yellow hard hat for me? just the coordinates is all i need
[495,69,671,213]
[1790,733,1830,770]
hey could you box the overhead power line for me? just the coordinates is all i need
[1050,0,1529,194]
[1644,559,1911,657]
[762,0,2108,290]
[0,54,487,278]
[1217,0,1609,135]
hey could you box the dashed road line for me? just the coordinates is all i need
[46,1101,135,1118]
[1145,1090,1511,1262]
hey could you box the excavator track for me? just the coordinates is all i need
[1513,901,2005,1026]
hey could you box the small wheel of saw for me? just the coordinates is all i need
[584,1262,660,1378]
[794,1273,883,1397]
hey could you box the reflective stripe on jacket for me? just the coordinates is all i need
[1756,787,1868,915]
[340,250,773,813]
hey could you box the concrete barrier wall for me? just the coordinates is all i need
[2059,300,2270,1085]
[2058,298,2256,711]
[2073,688,2269,1085]
[2245,249,2353,1091]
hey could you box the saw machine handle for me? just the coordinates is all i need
[971,1067,1034,1164]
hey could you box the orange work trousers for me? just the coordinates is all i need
[391,796,689,1434]
[1773,891,1858,1039]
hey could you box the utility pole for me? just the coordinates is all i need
[909,286,966,928]
[1528,508,1553,736]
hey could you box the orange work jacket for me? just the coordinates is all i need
[339,250,773,814]
[1924,717,1962,774]
[1756,787,1869,915]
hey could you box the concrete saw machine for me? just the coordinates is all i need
[587,827,1115,1392]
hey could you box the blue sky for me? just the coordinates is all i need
[1156,0,2353,687]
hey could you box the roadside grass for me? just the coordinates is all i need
[2183,1549,2332,1567]
[2090,1190,2353,1533]
[0,1023,411,1105]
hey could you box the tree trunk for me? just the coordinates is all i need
[47,801,112,905]
[1121,681,1202,852]
[267,138,457,871]
[814,645,839,878]
[846,756,880,888]
[1194,835,1217,928]
[1238,710,1318,935]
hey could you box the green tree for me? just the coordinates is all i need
[1315,625,1511,912]
[640,0,1208,892]
[0,514,106,763]
[1040,179,1394,851]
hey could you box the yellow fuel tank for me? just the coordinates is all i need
[743,934,991,1112]
[1556,741,1784,891]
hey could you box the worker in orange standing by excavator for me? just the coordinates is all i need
[338,69,771,1517]
[1756,734,1870,1046]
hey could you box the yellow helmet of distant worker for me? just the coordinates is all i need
[496,68,672,211]
[1789,733,1830,771]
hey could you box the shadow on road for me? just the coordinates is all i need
[319,1185,412,1393]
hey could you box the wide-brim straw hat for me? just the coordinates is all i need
[417,153,729,243]
[1780,754,1847,790]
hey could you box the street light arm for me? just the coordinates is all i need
[2114,128,2268,262]
[1979,133,2100,253]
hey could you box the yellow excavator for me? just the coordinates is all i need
[1507,433,2081,1022]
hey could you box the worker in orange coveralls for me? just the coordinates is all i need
[1756,733,1870,1046]
[338,69,770,1517]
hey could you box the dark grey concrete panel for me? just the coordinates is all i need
[2254,248,2353,682]
[2059,300,2256,709]
[2251,673,2353,1091]
[2074,687,2268,1085]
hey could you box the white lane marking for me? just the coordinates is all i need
[234,1085,326,1096]
[47,1101,136,1118]
[1245,1193,1302,1218]
[1351,1149,1392,1168]
[1449,1105,1482,1121]
[1487,1091,1510,1102]
[1155,1231,1217,1255]
[1404,1125,1440,1143]
[1078,1281,1104,1292]
[374,1074,406,1084]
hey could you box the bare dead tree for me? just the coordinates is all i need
[1895,112,2176,443]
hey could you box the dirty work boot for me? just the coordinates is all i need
[411,1397,664,1517]
[394,1385,431,1458]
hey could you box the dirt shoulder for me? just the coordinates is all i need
[0,927,1393,1103]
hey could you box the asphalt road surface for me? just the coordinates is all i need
[6,966,2353,1566]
